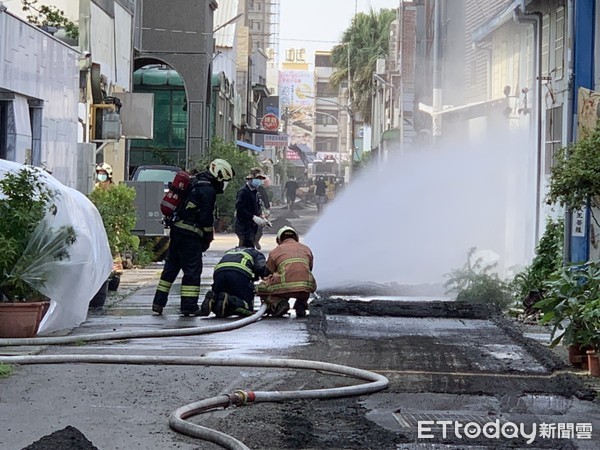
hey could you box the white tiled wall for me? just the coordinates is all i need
[0,11,79,188]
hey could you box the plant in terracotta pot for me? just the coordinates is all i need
[535,261,600,369]
[0,167,76,337]
[576,297,600,376]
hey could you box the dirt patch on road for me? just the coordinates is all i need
[22,426,99,450]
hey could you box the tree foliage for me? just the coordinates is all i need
[547,123,600,210]
[330,8,396,124]
[21,0,79,40]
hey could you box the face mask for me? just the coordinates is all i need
[97,174,108,182]
[250,178,263,188]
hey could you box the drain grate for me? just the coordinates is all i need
[393,412,503,429]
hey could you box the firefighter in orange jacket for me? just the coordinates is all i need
[256,226,317,317]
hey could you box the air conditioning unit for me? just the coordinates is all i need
[101,109,121,140]
[91,104,121,141]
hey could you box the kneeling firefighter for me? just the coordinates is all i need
[152,159,234,316]
[256,226,317,317]
[199,246,269,317]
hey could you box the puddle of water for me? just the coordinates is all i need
[513,394,572,415]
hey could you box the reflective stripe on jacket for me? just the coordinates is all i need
[256,239,316,296]
[214,247,268,280]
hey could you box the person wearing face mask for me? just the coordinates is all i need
[152,159,235,316]
[234,168,269,248]
[94,163,114,189]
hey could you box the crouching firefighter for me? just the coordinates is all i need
[199,246,270,318]
[256,226,317,317]
[152,159,235,316]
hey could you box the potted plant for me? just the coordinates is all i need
[0,167,76,337]
[87,183,137,303]
[577,297,600,376]
[535,262,600,371]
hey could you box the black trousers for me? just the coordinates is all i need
[212,270,255,317]
[153,228,203,312]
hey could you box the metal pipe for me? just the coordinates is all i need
[563,0,575,264]
[514,7,542,244]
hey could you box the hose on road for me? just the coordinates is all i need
[0,354,389,450]
[0,303,269,346]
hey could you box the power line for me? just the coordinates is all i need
[280,38,340,44]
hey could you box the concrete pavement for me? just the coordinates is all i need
[1,202,600,449]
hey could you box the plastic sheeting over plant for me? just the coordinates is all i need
[0,160,112,334]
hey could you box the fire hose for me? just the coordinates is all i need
[0,305,389,449]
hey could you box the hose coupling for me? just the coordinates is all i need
[230,390,256,406]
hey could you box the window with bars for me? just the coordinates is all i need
[545,105,563,175]
[541,13,550,78]
[553,6,565,80]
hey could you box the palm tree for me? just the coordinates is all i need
[330,8,396,125]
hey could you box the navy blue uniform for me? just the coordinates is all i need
[209,247,268,317]
[234,183,261,247]
[153,171,219,314]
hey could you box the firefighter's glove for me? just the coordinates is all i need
[252,216,269,227]
[201,230,214,252]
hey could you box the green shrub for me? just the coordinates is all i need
[88,184,137,257]
[444,247,513,309]
[0,363,13,378]
[511,217,564,302]
[536,261,600,349]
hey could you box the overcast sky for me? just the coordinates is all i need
[279,0,401,67]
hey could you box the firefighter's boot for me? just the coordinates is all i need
[199,290,215,317]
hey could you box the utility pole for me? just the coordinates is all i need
[346,42,353,179]
[282,107,289,197]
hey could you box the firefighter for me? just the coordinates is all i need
[234,167,269,248]
[94,162,114,189]
[256,226,317,317]
[199,246,269,318]
[152,158,234,316]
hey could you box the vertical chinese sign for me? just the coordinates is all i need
[278,70,315,152]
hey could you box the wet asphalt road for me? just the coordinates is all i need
[1,205,600,449]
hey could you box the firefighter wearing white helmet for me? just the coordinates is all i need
[152,158,235,316]
[256,226,317,317]
[94,162,114,189]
